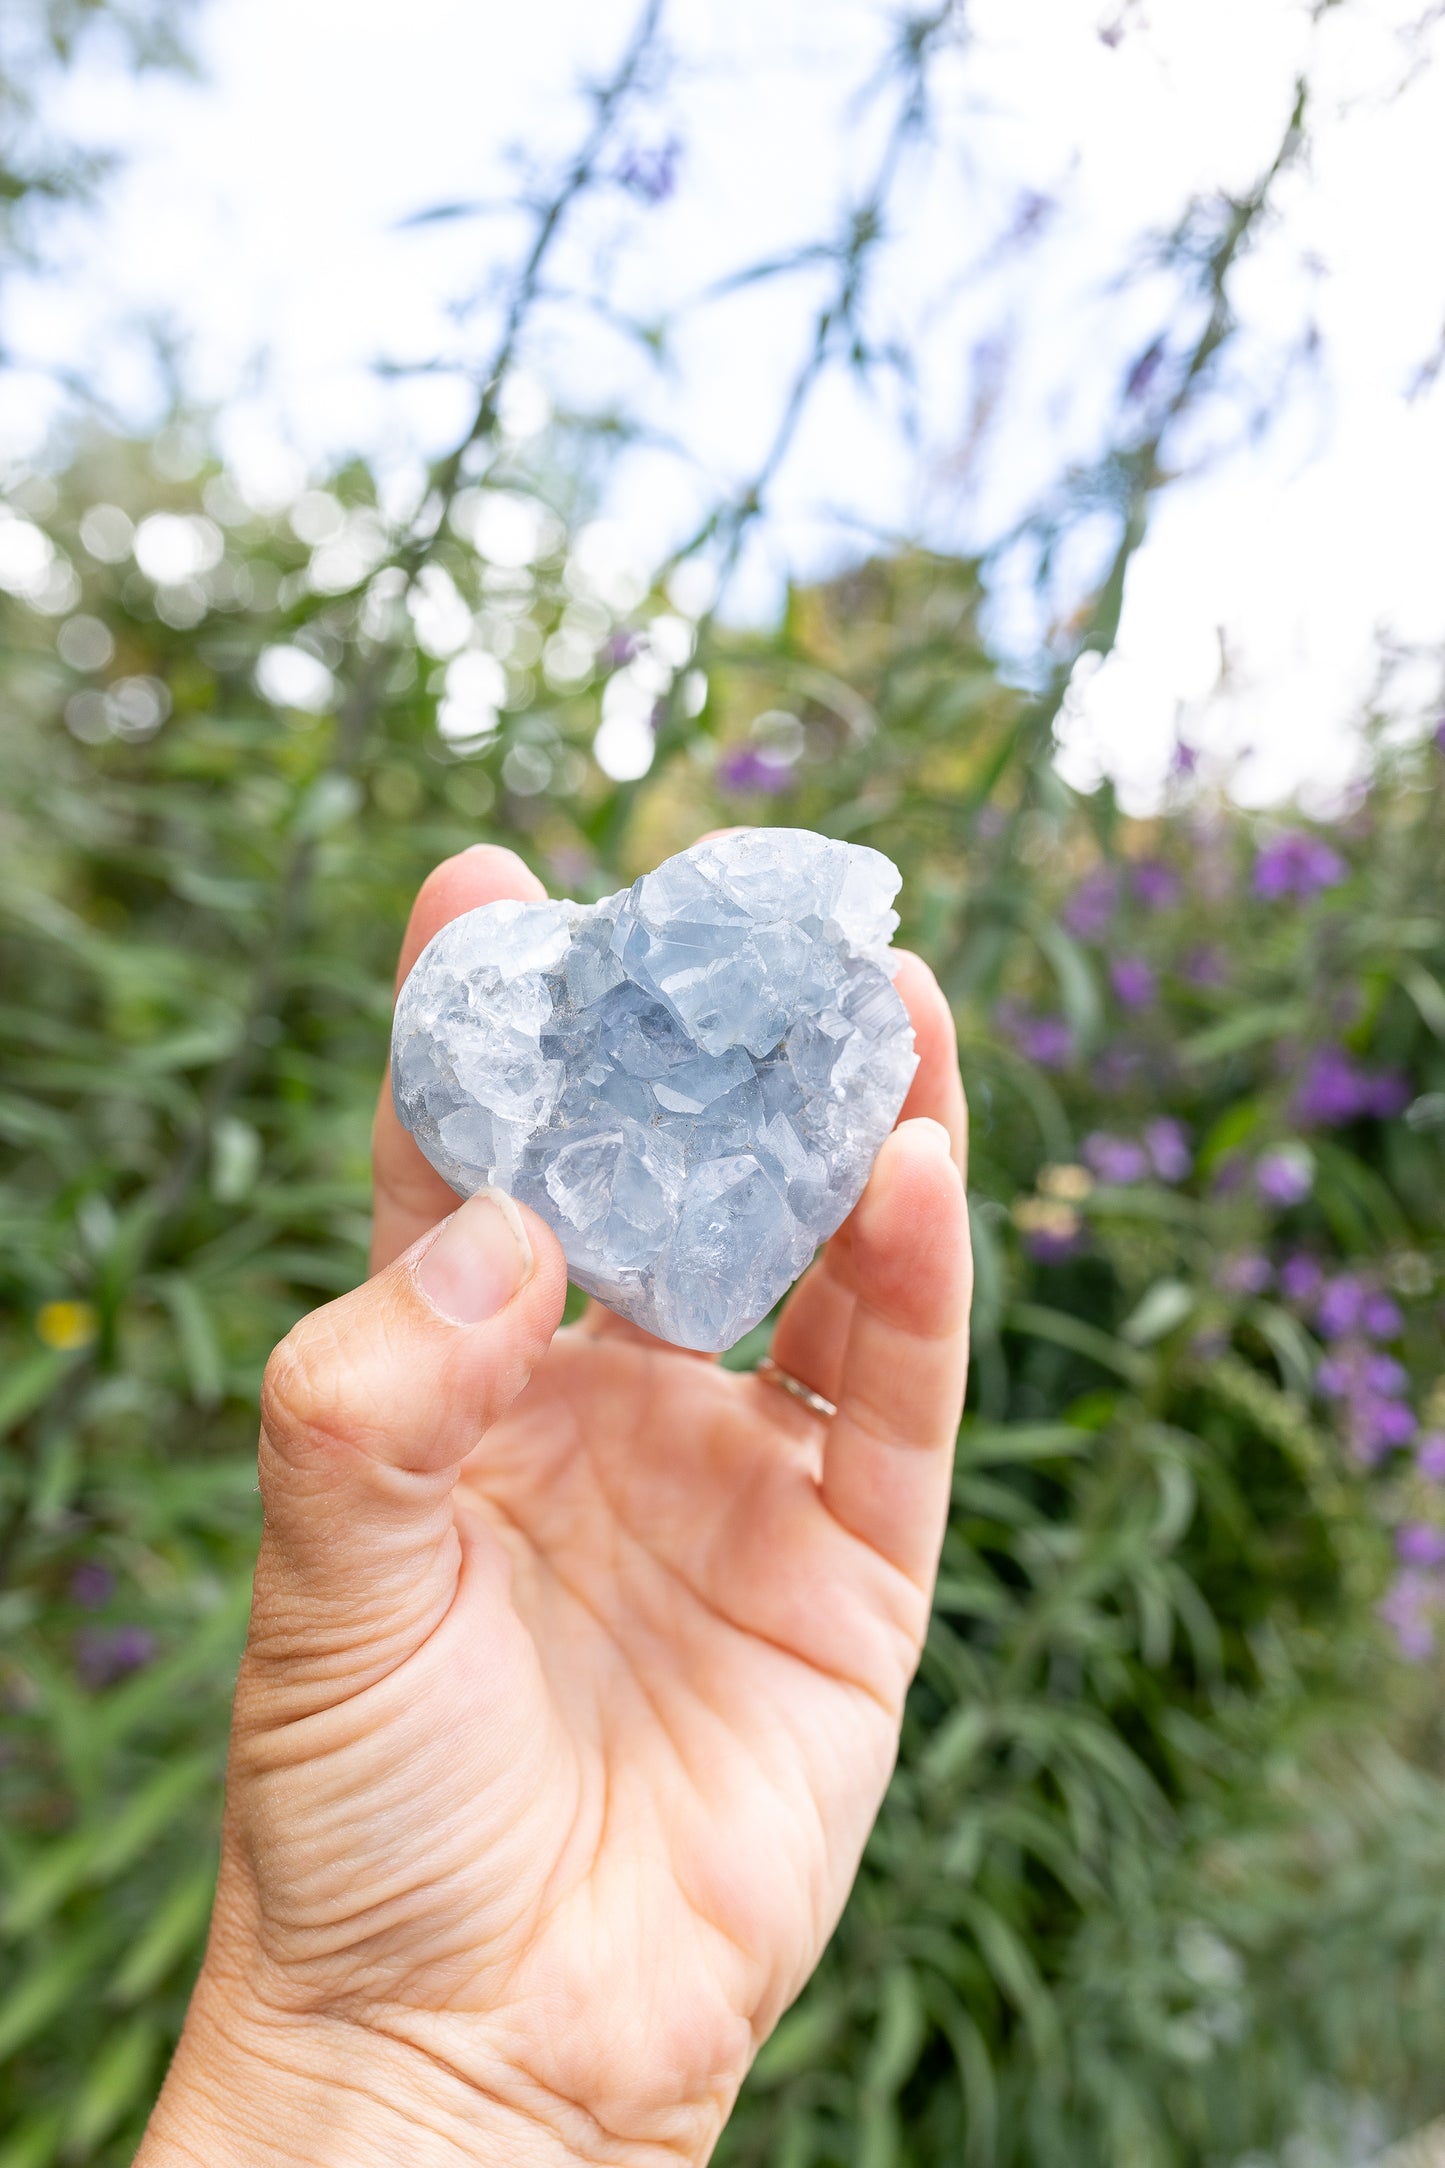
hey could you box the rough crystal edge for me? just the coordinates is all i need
[391,829,916,1352]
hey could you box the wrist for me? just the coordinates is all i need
[139,1967,699,2168]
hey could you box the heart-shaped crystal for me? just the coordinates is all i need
[391,828,918,1351]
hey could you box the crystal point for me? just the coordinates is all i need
[391,828,918,1352]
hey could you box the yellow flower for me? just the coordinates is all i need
[1013,1197,1082,1241]
[1038,1162,1094,1203]
[37,1300,99,1352]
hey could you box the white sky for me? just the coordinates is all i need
[5,0,1445,810]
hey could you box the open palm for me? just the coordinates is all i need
[198,846,971,2168]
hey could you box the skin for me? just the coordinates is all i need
[137,843,973,2168]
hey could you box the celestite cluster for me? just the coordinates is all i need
[391,828,918,1352]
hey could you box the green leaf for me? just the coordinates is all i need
[953,1891,1061,2066]
[0,1350,70,1437]
[921,1705,992,1786]
[857,2095,901,2168]
[864,1966,926,2099]
[3,1755,215,1936]
[62,2015,160,2155]
[1030,915,1102,1048]
[92,1578,250,1754]
[0,1931,109,2059]
[956,1423,1095,1467]
[1249,1301,1320,1399]
[126,1021,243,1073]
[209,1115,263,1202]
[0,2112,64,2168]
[1119,1279,1194,1347]
[1006,1304,1153,1388]
[966,1197,1007,1343]
[154,1274,226,1406]
[926,1984,997,2168]
[108,1860,216,2004]
[749,1993,843,2087]
[1399,961,1445,1039]
[1181,1005,1304,1063]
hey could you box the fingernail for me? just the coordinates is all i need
[416,1189,533,1324]
[909,1117,954,1158]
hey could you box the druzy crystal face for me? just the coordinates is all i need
[391,829,918,1352]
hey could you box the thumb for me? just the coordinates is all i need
[249,1190,568,1692]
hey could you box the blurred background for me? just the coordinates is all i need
[2,2,1445,2161]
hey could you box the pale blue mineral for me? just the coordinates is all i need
[390,828,918,1352]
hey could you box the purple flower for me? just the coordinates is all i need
[1350,1397,1417,1463]
[1256,1147,1314,1209]
[1366,1352,1410,1396]
[1362,1293,1404,1340]
[1295,1048,1362,1126]
[605,629,640,667]
[718,746,794,796]
[1281,1254,1324,1305]
[1172,740,1200,777]
[1321,1346,1408,1401]
[1110,956,1156,1011]
[1380,1571,1436,1660]
[1015,1196,1085,1265]
[74,1624,156,1690]
[1418,1433,1445,1481]
[1397,1523,1445,1569]
[1062,869,1119,942]
[1316,1273,1367,1339]
[1183,944,1227,987]
[1315,1353,1353,1399]
[1083,1132,1151,1185]
[1093,1046,1145,1093]
[1364,1070,1412,1119]
[1315,1317,1418,1464]
[1211,1153,1249,1197]
[1134,860,1181,911]
[998,1004,1074,1070]
[1253,830,1348,901]
[615,137,682,205]
[1217,1252,1274,1297]
[1295,1045,1412,1128]
[70,1560,116,1610]
[1024,1226,1085,1266]
[1144,1118,1193,1183]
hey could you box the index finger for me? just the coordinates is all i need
[370,845,546,1274]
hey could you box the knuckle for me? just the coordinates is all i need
[260,1310,353,1455]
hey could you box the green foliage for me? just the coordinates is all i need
[1,427,1444,2166]
[4,4,1445,2160]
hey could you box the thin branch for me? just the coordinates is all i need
[140,0,670,1247]
[637,4,959,784]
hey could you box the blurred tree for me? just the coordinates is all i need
[0,1,195,282]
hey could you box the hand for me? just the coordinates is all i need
[140,845,972,2167]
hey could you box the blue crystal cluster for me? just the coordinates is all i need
[391,829,918,1352]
